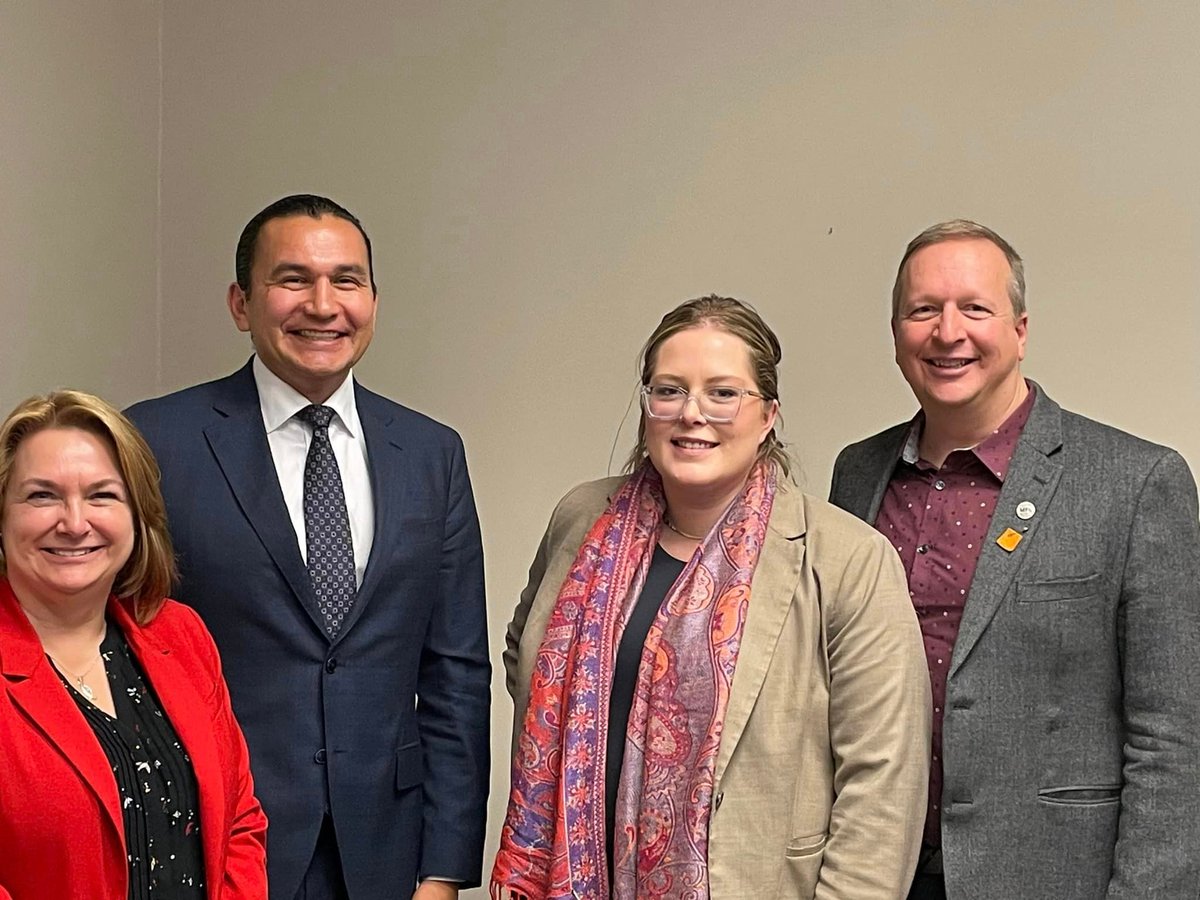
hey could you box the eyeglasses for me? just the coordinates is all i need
[640,384,766,423]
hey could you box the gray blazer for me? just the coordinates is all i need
[829,384,1200,900]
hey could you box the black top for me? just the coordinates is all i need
[605,544,687,868]
[60,621,206,899]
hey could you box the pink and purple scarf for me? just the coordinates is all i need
[492,461,776,899]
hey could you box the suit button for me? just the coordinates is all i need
[314,748,327,764]
[325,658,338,674]
[714,791,724,811]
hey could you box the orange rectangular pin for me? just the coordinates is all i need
[996,528,1022,552]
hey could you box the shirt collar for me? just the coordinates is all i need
[900,380,1037,481]
[899,414,924,465]
[252,356,359,436]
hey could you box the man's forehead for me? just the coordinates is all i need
[903,239,1009,285]
[255,214,369,264]
[908,237,1007,267]
[259,213,360,241]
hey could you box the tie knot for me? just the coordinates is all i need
[299,404,335,431]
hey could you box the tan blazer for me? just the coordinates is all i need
[504,476,931,899]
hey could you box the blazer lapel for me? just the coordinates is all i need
[335,386,408,638]
[949,389,1064,677]
[0,584,123,846]
[203,366,325,635]
[838,424,909,522]
[714,484,807,784]
[115,601,227,886]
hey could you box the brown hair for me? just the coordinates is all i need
[0,390,177,622]
[624,295,790,477]
[892,219,1026,319]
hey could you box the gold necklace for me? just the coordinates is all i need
[663,516,705,541]
[48,650,105,703]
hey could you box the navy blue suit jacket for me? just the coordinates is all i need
[128,361,490,900]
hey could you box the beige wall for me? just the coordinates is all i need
[0,1,161,406]
[6,3,1200,893]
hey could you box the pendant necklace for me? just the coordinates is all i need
[664,515,706,541]
[49,650,105,703]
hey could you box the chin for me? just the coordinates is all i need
[661,463,741,495]
[920,383,981,409]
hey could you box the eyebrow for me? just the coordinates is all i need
[266,262,369,279]
[16,477,126,492]
[652,374,751,386]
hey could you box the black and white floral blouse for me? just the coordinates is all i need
[60,621,206,899]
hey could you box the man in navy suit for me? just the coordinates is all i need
[128,195,489,900]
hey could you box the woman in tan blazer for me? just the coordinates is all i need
[492,296,930,900]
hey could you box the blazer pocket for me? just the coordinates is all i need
[784,832,827,899]
[395,740,424,792]
[785,831,828,859]
[1017,573,1101,603]
[1037,785,1120,806]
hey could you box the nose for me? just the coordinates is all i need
[680,393,708,425]
[56,499,89,536]
[933,305,965,343]
[307,278,337,317]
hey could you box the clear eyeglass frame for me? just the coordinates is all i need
[640,384,766,424]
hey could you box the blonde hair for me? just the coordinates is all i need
[0,390,176,623]
[624,295,790,477]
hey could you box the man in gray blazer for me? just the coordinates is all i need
[829,219,1200,900]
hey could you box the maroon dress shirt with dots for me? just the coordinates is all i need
[874,384,1036,848]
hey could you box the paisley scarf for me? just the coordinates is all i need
[491,461,776,900]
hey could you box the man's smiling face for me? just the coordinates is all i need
[892,237,1027,423]
[228,214,377,404]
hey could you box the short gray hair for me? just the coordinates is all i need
[891,219,1025,319]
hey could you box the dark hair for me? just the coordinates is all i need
[234,194,377,294]
[624,295,790,477]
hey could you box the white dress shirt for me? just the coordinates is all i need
[252,357,374,587]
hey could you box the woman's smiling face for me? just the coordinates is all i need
[643,324,777,505]
[1,427,134,607]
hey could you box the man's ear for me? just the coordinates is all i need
[228,282,252,333]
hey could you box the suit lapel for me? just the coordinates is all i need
[335,386,408,638]
[203,365,326,635]
[949,390,1064,677]
[839,424,908,522]
[0,584,123,846]
[115,601,227,886]
[714,484,806,784]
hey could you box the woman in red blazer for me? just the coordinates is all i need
[0,390,267,900]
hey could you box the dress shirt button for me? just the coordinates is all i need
[917,544,930,554]
[314,748,327,765]
[325,658,338,674]
[934,480,946,491]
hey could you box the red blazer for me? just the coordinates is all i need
[0,579,267,899]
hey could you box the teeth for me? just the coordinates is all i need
[296,330,341,340]
[676,440,716,449]
[931,359,970,368]
[47,548,95,557]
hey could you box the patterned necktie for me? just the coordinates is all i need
[299,404,356,637]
